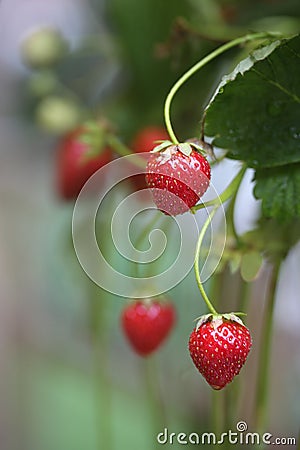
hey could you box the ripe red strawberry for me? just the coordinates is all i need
[129,126,169,192]
[121,298,176,356]
[56,125,113,200]
[145,143,211,215]
[189,314,252,390]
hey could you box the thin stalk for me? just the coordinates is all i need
[254,261,281,433]
[194,206,219,314]
[164,32,280,144]
[225,181,241,243]
[105,134,132,157]
[106,134,146,168]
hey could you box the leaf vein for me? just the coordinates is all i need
[251,67,300,103]
[286,45,300,60]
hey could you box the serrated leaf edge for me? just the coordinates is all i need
[205,38,283,110]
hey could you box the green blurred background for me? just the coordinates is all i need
[0,0,299,449]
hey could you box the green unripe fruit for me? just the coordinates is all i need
[35,96,82,134]
[21,27,68,69]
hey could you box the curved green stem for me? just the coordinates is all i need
[224,165,247,242]
[226,190,240,243]
[194,206,219,314]
[164,32,280,144]
[106,134,132,157]
[191,164,247,213]
[106,134,146,168]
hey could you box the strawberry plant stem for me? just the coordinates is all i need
[106,134,146,168]
[164,32,280,144]
[194,206,219,314]
[106,134,132,157]
[255,261,281,433]
[225,181,240,243]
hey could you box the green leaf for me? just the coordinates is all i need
[254,162,300,220]
[204,34,300,168]
[241,218,300,260]
[240,251,263,282]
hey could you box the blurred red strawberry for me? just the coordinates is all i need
[121,298,176,356]
[56,125,113,200]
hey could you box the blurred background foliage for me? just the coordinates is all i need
[0,0,300,449]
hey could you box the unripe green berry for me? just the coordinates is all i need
[35,96,82,134]
[21,27,68,69]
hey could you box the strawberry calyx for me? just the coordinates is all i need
[151,141,210,158]
[194,312,247,331]
[77,118,115,161]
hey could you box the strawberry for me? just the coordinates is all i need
[121,298,176,356]
[145,143,211,215]
[129,126,169,192]
[189,314,252,390]
[56,124,113,200]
